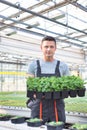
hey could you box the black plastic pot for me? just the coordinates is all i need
[11,117,25,124]
[53,91,61,99]
[27,120,43,127]
[61,90,69,98]
[44,92,52,99]
[0,115,12,121]
[27,121,43,127]
[36,92,44,99]
[27,90,35,98]
[77,88,86,97]
[69,90,77,97]
[46,123,64,130]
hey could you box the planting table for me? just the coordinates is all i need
[0,120,68,130]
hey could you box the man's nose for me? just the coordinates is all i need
[47,47,51,50]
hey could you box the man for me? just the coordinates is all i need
[27,36,69,123]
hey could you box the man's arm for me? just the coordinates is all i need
[26,60,36,77]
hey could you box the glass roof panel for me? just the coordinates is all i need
[0,0,87,50]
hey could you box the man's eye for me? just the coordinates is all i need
[45,46,48,48]
[50,46,54,48]
[45,46,54,48]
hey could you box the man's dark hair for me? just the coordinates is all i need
[41,36,56,46]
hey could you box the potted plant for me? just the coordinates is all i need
[67,76,86,97]
[26,118,43,127]
[37,77,52,99]
[11,116,25,124]
[60,76,72,98]
[45,121,64,130]
[50,77,61,99]
[27,77,52,99]
[70,123,87,130]
[77,88,86,97]
[27,77,37,98]
[53,76,68,99]
[0,114,12,121]
[75,77,86,97]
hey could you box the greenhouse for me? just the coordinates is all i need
[0,0,87,129]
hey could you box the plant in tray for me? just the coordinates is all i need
[11,116,25,124]
[51,77,62,99]
[0,114,12,121]
[77,88,86,97]
[27,77,40,98]
[70,123,87,130]
[54,76,70,99]
[39,77,53,99]
[26,118,43,127]
[45,121,64,130]
[67,76,86,97]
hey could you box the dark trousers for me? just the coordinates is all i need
[30,99,66,123]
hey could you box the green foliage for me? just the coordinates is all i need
[46,121,63,126]
[0,114,10,117]
[65,75,85,90]
[0,91,27,107]
[71,123,87,130]
[27,75,86,92]
[11,116,23,119]
[26,118,42,122]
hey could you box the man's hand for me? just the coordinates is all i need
[26,73,34,79]
[33,94,36,98]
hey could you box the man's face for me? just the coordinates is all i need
[41,40,56,58]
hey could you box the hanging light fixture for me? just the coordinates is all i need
[26,22,40,29]
[6,31,17,36]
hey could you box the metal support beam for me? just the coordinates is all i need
[0,0,87,35]
[0,0,70,31]
[72,1,87,12]
[1,0,51,24]
[0,16,86,47]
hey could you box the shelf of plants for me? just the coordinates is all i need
[0,115,87,130]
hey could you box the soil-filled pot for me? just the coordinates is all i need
[69,90,77,97]
[46,121,64,130]
[27,90,35,98]
[43,92,52,99]
[26,118,43,127]
[0,114,12,121]
[53,91,61,99]
[61,90,69,98]
[11,116,25,124]
[77,88,86,97]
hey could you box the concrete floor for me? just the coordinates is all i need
[0,120,67,130]
[0,120,46,130]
